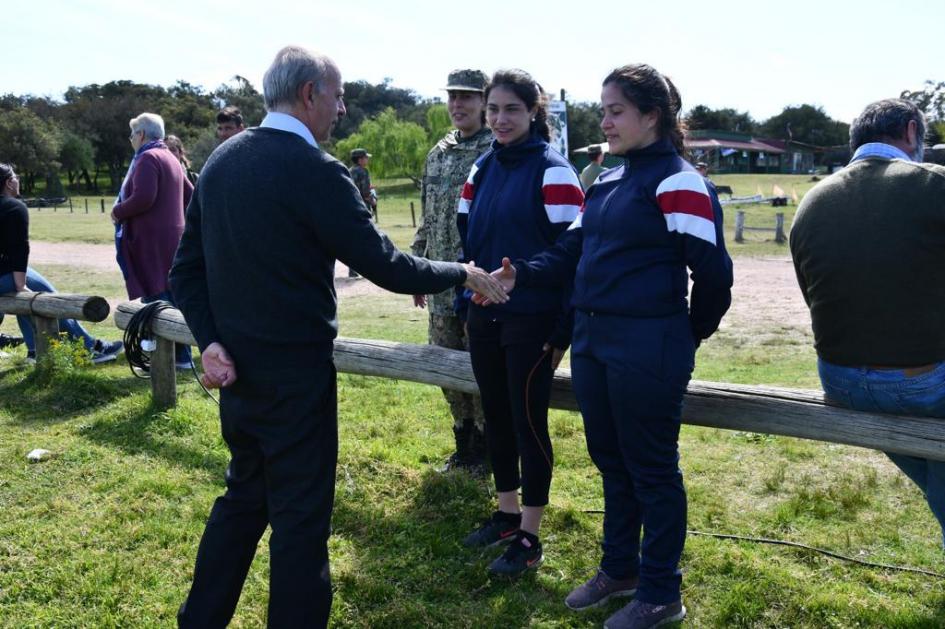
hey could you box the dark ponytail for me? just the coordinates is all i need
[603,64,687,155]
[484,69,551,142]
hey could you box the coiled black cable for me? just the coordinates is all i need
[122,300,218,404]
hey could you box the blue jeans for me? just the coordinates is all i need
[818,358,945,545]
[0,268,97,352]
[141,291,192,364]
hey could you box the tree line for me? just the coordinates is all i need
[1,77,942,196]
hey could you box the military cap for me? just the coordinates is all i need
[350,148,372,160]
[443,69,488,92]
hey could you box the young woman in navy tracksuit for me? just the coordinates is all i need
[491,64,732,625]
[456,69,584,577]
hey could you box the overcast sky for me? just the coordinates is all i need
[7,0,943,123]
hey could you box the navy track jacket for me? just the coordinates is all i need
[514,137,733,342]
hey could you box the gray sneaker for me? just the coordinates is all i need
[604,599,686,629]
[565,569,638,611]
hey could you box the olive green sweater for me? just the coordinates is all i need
[790,157,945,366]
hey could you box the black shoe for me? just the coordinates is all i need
[90,340,124,364]
[488,531,543,577]
[463,511,521,548]
[0,333,24,349]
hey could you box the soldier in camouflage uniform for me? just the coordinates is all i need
[411,69,493,470]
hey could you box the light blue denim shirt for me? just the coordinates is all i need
[850,142,913,163]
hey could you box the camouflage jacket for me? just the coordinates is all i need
[411,127,493,314]
[349,165,373,204]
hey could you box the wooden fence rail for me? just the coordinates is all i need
[114,300,945,461]
[0,292,110,360]
[735,211,785,244]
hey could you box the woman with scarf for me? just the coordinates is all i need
[112,113,193,369]
[457,69,584,577]
[487,64,733,627]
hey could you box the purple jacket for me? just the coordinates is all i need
[113,144,193,299]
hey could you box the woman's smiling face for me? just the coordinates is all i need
[487,85,535,146]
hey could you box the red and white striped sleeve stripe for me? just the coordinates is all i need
[542,166,584,223]
[457,163,479,215]
[655,171,717,245]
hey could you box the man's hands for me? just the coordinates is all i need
[543,343,565,370]
[463,261,509,305]
[412,294,427,308]
[472,257,516,306]
[200,342,237,389]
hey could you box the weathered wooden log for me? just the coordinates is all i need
[113,301,945,461]
[0,292,110,322]
[152,337,177,410]
[735,211,745,242]
[114,301,195,345]
[31,315,61,359]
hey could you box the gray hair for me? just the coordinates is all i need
[130,113,165,141]
[263,45,337,111]
[850,99,926,158]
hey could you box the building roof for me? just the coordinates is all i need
[685,137,785,154]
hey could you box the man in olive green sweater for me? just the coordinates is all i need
[791,98,945,545]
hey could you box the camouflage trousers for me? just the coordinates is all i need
[429,313,485,432]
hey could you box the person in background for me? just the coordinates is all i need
[112,113,194,370]
[457,69,584,577]
[216,106,245,143]
[410,68,493,471]
[579,144,606,190]
[791,98,945,548]
[485,63,732,627]
[349,148,376,219]
[165,135,199,186]
[0,162,123,363]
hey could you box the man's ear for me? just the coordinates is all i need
[907,119,918,149]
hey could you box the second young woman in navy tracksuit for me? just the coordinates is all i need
[490,64,732,626]
[457,69,584,577]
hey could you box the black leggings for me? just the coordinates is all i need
[467,306,556,506]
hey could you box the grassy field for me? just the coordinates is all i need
[2,175,944,627]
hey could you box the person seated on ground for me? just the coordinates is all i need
[0,162,122,363]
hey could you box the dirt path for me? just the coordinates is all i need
[27,241,812,331]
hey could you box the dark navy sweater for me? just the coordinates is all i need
[456,135,583,320]
[515,138,732,342]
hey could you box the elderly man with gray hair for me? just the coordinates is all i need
[791,98,945,547]
[112,112,194,367]
[170,46,507,627]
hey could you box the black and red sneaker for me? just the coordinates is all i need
[488,531,543,577]
[462,511,521,548]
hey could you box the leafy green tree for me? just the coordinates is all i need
[566,102,604,152]
[901,80,945,121]
[686,105,756,133]
[759,104,849,146]
[0,107,62,194]
[59,131,96,190]
[213,75,265,127]
[425,103,452,144]
[61,81,168,190]
[335,79,425,139]
[335,108,428,185]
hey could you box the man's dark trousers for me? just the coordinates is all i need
[178,357,337,628]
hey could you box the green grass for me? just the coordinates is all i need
[3,175,945,626]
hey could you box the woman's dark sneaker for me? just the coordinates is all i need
[487,530,543,577]
[0,333,24,349]
[90,340,124,364]
[604,599,686,629]
[463,511,521,548]
[565,569,639,611]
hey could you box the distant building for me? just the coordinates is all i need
[685,130,820,174]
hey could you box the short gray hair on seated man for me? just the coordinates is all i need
[263,45,336,112]
[850,98,926,157]
[129,113,166,141]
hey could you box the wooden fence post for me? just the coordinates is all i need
[735,211,745,242]
[100,199,105,213]
[410,201,416,228]
[69,199,73,213]
[85,198,89,214]
[31,316,60,361]
[775,213,786,244]
[151,337,178,409]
